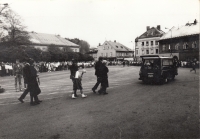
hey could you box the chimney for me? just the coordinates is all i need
[99,43,101,46]
[114,40,116,43]
[147,26,150,31]
[157,25,161,30]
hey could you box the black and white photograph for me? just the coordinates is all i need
[0,0,199,138]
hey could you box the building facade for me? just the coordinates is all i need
[135,25,165,61]
[29,32,80,52]
[159,20,199,61]
[97,40,133,61]
[87,47,98,61]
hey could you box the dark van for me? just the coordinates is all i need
[139,55,178,84]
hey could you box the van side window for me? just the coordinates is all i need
[162,59,173,66]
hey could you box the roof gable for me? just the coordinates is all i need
[29,32,79,47]
[160,22,200,40]
[103,41,132,52]
[138,27,165,39]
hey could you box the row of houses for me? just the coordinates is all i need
[89,19,199,62]
[135,19,199,61]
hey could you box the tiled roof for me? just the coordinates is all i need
[29,32,79,47]
[105,41,133,52]
[160,22,200,40]
[138,27,165,39]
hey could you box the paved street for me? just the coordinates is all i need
[0,66,199,139]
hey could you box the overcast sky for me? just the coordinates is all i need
[0,0,199,49]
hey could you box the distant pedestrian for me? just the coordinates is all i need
[190,61,196,73]
[13,59,23,92]
[69,59,87,99]
[123,61,125,67]
[98,60,109,95]
[92,57,103,93]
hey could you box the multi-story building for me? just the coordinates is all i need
[29,32,80,52]
[159,19,199,61]
[87,47,98,61]
[135,25,165,61]
[97,40,133,61]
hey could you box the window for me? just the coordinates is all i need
[192,41,197,48]
[155,41,159,45]
[136,42,137,46]
[106,53,108,57]
[183,42,188,49]
[169,44,171,50]
[107,46,109,49]
[156,49,158,54]
[101,53,103,57]
[116,45,119,48]
[74,49,77,52]
[142,50,144,54]
[136,50,138,55]
[151,41,153,46]
[121,46,123,49]
[142,42,144,46]
[162,45,166,51]
[175,43,179,50]
[146,41,149,46]
[146,50,149,54]
[110,52,112,57]
[162,59,173,66]
[103,46,105,50]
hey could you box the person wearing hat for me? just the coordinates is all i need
[69,59,87,99]
[92,57,103,93]
[25,58,42,105]
[98,60,109,94]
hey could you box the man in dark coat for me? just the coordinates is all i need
[92,57,103,93]
[18,62,30,103]
[25,58,41,106]
[98,60,109,95]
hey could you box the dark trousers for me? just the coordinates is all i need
[19,88,29,100]
[30,95,39,103]
[92,77,101,90]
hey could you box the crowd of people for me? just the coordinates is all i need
[0,61,95,77]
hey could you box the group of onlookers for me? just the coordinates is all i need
[0,61,96,77]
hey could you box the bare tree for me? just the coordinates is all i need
[1,9,30,46]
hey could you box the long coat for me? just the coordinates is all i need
[95,61,102,77]
[99,64,109,88]
[24,65,41,97]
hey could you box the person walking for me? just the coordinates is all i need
[18,61,42,104]
[26,58,42,106]
[190,61,196,73]
[92,57,103,93]
[13,59,23,92]
[69,59,87,99]
[98,60,109,95]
